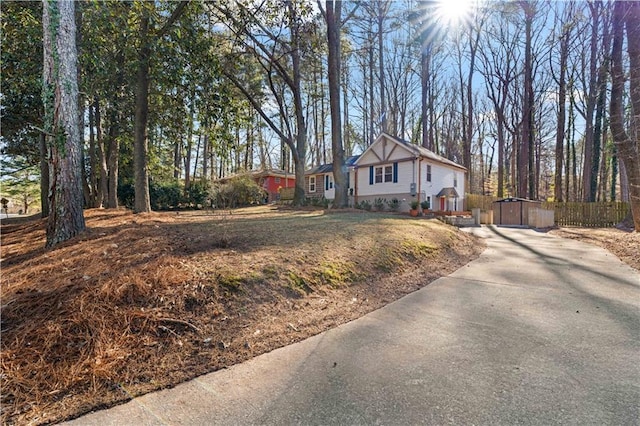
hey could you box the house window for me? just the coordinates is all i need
[426,165,432,182]
[454,174,458,188]
[275,177,281,184]
[309,176,316,192]
[370,163,398,185]
[375,165,393,183]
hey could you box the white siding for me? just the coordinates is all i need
[421,162,466,210]
[321,170,357,200]
[356,160,416,197]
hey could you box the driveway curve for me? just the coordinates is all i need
[68,226,640,425]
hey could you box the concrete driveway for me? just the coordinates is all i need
[67,226,640,425]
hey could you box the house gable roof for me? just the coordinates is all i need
[354,133,467,172]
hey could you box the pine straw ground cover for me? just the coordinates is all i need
[1,206,484,425]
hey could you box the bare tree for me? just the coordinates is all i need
[212,0,310,205]
[610,1,640,230]
[550,2,576,202]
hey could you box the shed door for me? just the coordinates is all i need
[501,202,522,225]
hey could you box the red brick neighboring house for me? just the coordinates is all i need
[248,169,296,202]
[215,169,295,203]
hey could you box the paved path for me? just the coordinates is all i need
[68,226,640,425]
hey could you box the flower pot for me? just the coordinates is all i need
[410,209,419,217]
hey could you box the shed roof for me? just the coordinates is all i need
[493,197,540,203]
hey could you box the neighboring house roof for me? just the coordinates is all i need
[355,133,467,172]
[216,169,295,182]
[305,155,360,175]
[436,187,460,198]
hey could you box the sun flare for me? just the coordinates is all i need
[437,0,474,26]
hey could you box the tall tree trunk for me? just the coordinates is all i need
[497,118,505,198]
[39,132,49,217]
[377,1,387,133]
[42,0,85,247]
[94,98,108,207]
[554,18,570,202]
[582,2,600,202]
[368,33,375,143]
[290,2,307,206]
[591,15,611,201]
[610,1,640,230]
[202,131,208,181]
[132,2,187,213]
[464,23,481,194]
[326,1,348,208]
[133,10,152,213]
[88,98,97,207]
[519,1,534,199]
[174,137,182,180]
[610,145,618,201]
[421,38,431,149]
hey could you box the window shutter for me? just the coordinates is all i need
[325,175,329,190]
[393,162,398,183]
[369,166,374,185]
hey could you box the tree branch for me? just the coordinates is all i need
[155,1,189,40]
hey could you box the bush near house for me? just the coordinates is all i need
[211,175,266,208]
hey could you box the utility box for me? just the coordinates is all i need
[492,198,542,226]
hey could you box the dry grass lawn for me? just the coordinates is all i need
[1,206,484,425]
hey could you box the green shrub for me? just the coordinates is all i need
[186,181,210,207]
[212,175,266,208]
[387,198,400,211]
[373,198,386,211]
[356,200,372,211]
[150,181,183,210]
[118,180,184,210]
[118,181,135,208]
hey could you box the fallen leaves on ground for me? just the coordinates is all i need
[1,206,484,425]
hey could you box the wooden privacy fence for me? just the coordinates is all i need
[542,201,629,227]
[465,194,498,211]
[279,187,295,201]
[466,194,630,227]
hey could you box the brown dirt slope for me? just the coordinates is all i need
[1,206,484,425]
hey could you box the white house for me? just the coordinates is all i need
[353,133,466,212]
[304,155,359,200]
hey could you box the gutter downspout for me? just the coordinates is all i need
[417,157,422,203]
[354,166,358,205]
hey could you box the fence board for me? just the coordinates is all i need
[279,187,295,201]
[542,201,629,227]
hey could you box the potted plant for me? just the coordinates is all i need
[409,200,420,217]
[420,200,431,214]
